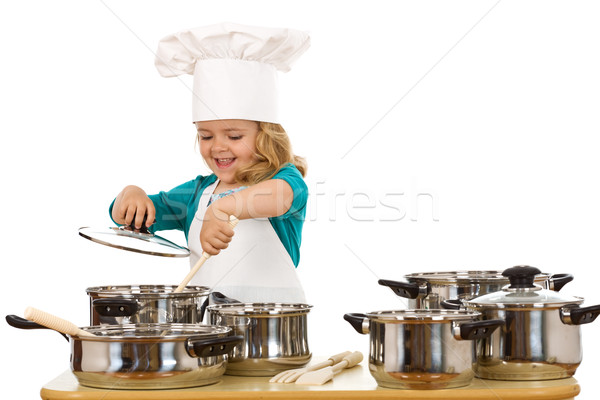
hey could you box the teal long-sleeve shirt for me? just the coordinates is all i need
[109,164,308,267]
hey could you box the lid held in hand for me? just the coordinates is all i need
[78,226,190,258]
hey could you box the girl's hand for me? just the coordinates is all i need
[200,205,235,255]
[112,185,155,229]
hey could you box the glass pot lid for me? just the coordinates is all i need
[465,265,582,308]
[404,270,552,285]
[79,226,190,258]
[81,323,231,340]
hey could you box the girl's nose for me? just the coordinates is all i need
[212,135,228,152]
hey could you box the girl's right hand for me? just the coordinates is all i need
[112,185,155,229]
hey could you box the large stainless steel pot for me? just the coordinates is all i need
[344,310,503,389]
[464,265,600,381]
[6,316,242,389]
[86,285,210,325]
[379,269,573,309]
[206,301,312,376]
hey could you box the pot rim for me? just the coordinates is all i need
[404,270,552,285]
[72,323,231,341]
[364,309,482,322]
[86,284,211,298]
[206,303,313,316]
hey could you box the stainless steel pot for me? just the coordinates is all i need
[206,301,312,376]
[86,285,210,325]
[379,269,573,309]
[464,265,600,381]
[344,310,503,389]
[6,316,242,389]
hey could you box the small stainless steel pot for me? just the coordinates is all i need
[344,310,503,389]
[464,265,600,381]
[6,316,242,389]
[379,269,573,309]
[206,300,312,376]
[86,285,210,325]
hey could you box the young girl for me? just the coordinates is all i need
[110,23,310,303]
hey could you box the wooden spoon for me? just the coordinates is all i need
[174,215,239,293]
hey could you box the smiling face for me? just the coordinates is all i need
[195,119,259,187]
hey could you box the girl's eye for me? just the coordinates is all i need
[199,135,212,141]
[229,136,242,140]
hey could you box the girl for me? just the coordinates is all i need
[110,23,310,303]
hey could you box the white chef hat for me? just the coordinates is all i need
[155,22,310,124]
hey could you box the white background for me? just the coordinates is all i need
[1,0,599,398]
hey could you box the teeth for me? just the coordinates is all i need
[218,158,233,163]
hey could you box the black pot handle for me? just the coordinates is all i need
[548,273,574,292]
[5,315,69,341]
[92,298,138,317]
[440,299,464,310]
[210,292,242,304]
[455,319,504,341]
[561,304,600,325]
[185,335,244,358]
[200,297,209,323]
[378,279,430,300]
[343,313,369,334]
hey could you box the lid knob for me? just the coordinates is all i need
[502,265,541,289]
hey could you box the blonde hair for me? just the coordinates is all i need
[235,122,307,185]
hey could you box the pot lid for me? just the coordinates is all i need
[79,323,230,340]
[365,309,481,322]
[404,270,551,284]
[78,226,190,258]
[465,265,582,308]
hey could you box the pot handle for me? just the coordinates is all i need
[92,298,139,317]
[548,273,574,292]
[343,313,370,334]
[185,335,244,358]
[5,315,69,341]
[454,319,504,341]
[378,279,430,300]
[210,292,242,304]
[440,299,464,310]
[561,304,600,325]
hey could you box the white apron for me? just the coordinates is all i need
[187,180,306,303]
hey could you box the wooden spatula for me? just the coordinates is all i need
[174,215,239,293]
[24,307,95,338]
[295,351,363,385]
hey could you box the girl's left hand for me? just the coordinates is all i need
[200,205,235,255]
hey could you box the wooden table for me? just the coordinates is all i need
[40,363,580,400]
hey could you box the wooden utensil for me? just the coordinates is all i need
[24,307,95,338]
[295,351,363,385]
[174,215,239,293]
[269,351,352,383]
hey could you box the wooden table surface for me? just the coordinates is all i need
[40,362,580,400]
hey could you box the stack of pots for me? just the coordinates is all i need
[7,284,245,389]
[348,266,599,389]
[8,285,314,387]
[88,288,314,378]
